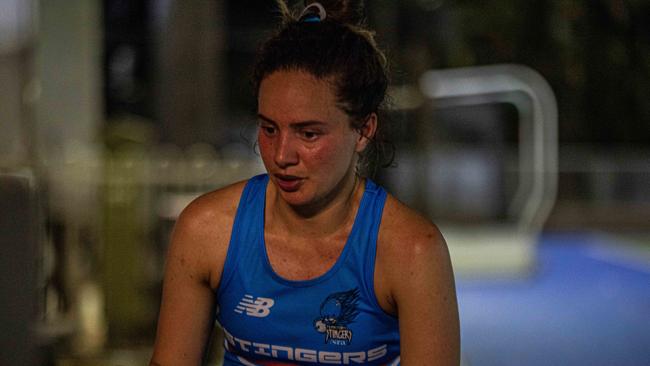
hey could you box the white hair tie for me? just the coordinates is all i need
[299,2,327,23]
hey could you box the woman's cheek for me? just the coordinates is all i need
[306,139,349,168]
[257,135,273,157]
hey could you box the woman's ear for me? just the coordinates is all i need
[355,113,378,153]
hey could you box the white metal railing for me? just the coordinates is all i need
[420,64,558,234]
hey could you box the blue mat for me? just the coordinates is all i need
[457,233,650,366]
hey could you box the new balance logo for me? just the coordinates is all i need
[234,294,275,317]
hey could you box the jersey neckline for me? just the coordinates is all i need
[258,176,371,288]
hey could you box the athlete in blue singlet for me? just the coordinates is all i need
[150,1,460,365]
[218,174,399,365]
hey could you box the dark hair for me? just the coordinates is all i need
[252,0,393,176]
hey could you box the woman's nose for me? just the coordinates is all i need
[274,133,299,168]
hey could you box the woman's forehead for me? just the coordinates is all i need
[258,70,346,123]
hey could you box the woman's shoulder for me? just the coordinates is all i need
[377,193,450,273]
[374,193,454,315]
[178,179,249,228]
[379,194,446,250]
[167,178,251,287]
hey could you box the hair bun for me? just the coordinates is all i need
[304,0,365,25]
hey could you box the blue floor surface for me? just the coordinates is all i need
[456,233,650,366]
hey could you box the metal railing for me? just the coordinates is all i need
[420,64,558,234]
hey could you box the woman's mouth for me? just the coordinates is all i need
[274,174,303,192]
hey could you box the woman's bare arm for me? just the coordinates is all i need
[150,184,242,366]
[378,198,460,365]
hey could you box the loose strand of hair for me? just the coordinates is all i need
[275,0,295,24]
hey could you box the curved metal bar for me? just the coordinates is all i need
[419,64,558,233]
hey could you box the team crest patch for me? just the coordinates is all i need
[313,288,360,345]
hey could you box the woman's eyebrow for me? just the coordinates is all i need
[257,113,278,125]
[257,113,327,128]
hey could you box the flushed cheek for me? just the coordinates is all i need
[303,141,353,172]
[257,136,276,163]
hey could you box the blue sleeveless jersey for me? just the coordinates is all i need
[216,174,400,366]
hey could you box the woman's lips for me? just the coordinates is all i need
[274,174,303,192]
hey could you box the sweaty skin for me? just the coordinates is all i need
[150,70,460,366]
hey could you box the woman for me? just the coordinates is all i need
[150,1,459,365]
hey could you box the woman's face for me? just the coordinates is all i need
[257,70,371,209]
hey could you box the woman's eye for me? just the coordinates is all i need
[301,131,320,140]
[262,126,276,135]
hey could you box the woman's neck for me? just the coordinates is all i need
[266,171,364,239]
